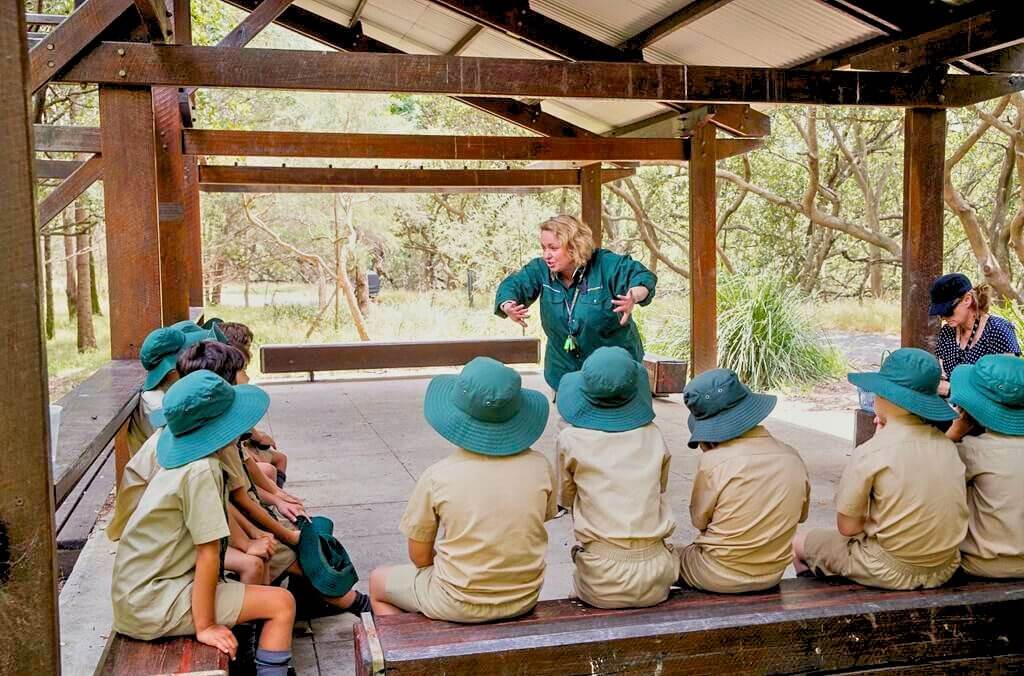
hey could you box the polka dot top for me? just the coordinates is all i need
[937,315,1021,377]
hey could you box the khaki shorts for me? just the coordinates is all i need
[803,529,959,590]
[572,541,677,609]
[677,544,783,594]
[383,564,537,623]
[960,552,1024,579]
[268,544,298,583]
[166,581,246,636]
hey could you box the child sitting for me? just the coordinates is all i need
[555,347,677,608]
[679,368,810,593]
[947,354,1024,578]
[112,370,295,675]
[793,348,967,590]
[369,357,557,622]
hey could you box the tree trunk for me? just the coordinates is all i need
[43,235,55,339]
[869,245,883,297]
[63,228,77,319]
[354,264,370,316]
[89,234,102,316]
[243,277,250,308]
[75,230,97,351]
[208,258,224,305]
[338,243,370,340]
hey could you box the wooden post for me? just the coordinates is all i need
[184,154,204,307]
[580,164,602,249]
[689,124,718,374]
[153,86,192,322]
[901,108,947,352]
[0,4,61,673]
[100,86,164,358]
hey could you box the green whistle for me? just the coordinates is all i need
[563,335,576,352]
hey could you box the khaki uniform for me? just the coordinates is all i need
[803,415,968,589]
[125,388,166,455]
[557,423,678,608]
[384,448,557,623]
[678,426,810,593]
[112,457,246,640]
[232,446,298,580]
[957,433,1024,578]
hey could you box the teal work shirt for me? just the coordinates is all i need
[494,249,656,391]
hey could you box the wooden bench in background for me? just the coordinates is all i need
[97,634,228,676]
[643,352,687,396]
[353,577,1024,675]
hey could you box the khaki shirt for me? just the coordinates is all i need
[400,448,557,607]
[126,388,166,454]
[957,432,1024,562]
[557,423,675,548]
[108,433,246,542]
[836,414,968,567]
[691,426,810,576]
[112,456,230,640]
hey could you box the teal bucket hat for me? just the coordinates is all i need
[170,319,227,342]
[141,327,219,390]
[847,347,956,422]
[156,370,270,469]
[685,369,776,448]
[950,355,1024,435]
[556,346,655,432]
[423,357,549,456]
[297,516,358,597]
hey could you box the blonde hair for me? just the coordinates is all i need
[967,284,991,314]
[539,215,595,269]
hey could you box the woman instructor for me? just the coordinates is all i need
[495,215,657,392]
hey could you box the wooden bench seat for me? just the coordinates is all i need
[642,352,687,395]
[352,577,1024,675]
[97,634,228,675]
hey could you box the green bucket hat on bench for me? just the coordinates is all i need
[950,354,1024,435]
[424,357,549,456]
[847,347,956,422]
[156,369,270,469]
[141,326,220,391]
[684,368,776,448]
[297,515,358,597]
[557,346,655,432]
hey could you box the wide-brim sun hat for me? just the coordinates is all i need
[950,355,1024,435]
[157,370,270,469]
[297,515,358,597]
[928,273,972,317]
[423,356,549,456]
[556,346,655,432]
[143,328,218,390]
[847,347,955,422]
[684,368,776,448]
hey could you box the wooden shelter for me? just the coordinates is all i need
[3,0,1024,671]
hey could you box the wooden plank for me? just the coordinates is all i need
[56,449,114,581]
[716,137,762,160]
[28,0,135,94]
[37,153,103,227]
[901,108,946,352]
[153,86,191,323]
[971,44,1024,74]
[34,124,102,153]
[25,13,67,25]
[100,86,163,358]
[199,165,633,189]
[643,353,688,395]
[361,578,1024,674]
[201,184,566,195]
[851,9,1024,72]
[580,163,602,248]
[183,154,204,307]
[59,43,977,107]
[0,3,61,672]
[97,634,228,675]
[171,0,191,45]
[260,338,541,373]
[448,24,483,56]
[36,158,84,180]
[687,104,771,138]
[689,123,717,375]
[185,129,688,162]
[621,0,738,51]
[132,0,171,42]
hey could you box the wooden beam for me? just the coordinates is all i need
[971,45,1024,74]
[580,164,603,249]
[716,137,763,160]
[448,23,483,56]
[61,43,979,107]
[100,87,163,359]
[29,0,135,94]
[37,154,104,227]
[621,0,737,51]
[171,0,191,45]
[33,124,101,153]
[36,158,84,179]
[216,0,292,49]
[25,13,67,26]
[901,108,946,352]
[132,0,171,41]
[220,0,598,138]
[680,104,771,138]
[607,110,680,138]
[851,9,1024,72]
[183,155,204,307]
[184,129,688,161]
[153,86,191,323]
[689,123,717,375]
[348,0,368,28]
[426,0,643,62]
[0,3,61,673]
[198,165,635,189]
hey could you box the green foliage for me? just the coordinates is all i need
[990,300,1024,341]
[717,276,845,391]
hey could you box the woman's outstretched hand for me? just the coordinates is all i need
[611,293,637,325]
[501,301,531,328]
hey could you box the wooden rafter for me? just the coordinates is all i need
[133,0,171,42]
[348,0,368,28]
[25,12,67,25]
[680,105,771,138]
[448,23,483,56]
[36,158,85,179]
[58,43,1015,107]
[620,0,737,51]
[34,124,101,153]
[37,154,104,227]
